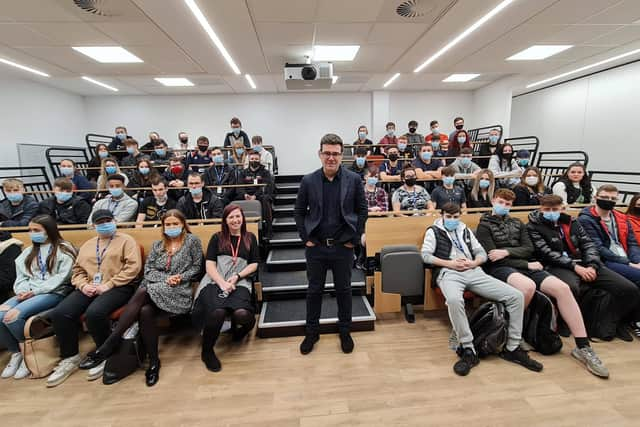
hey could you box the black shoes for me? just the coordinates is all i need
[79,351,107,370]
[202,351,221,372]
[339,332,354,354]
[453,347,479,376]
[299,334,320,355]
[500,347,543,372]
[145,360,161,387]
[616,325,634,342]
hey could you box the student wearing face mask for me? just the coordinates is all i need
[363,166,388,213]
[515,150,530,169]
[468,169,495,208]
[627,194,640,244]
[150,139,172,166]
[448,117,465,142]
[430,167,467,210]
[127,158,159,205]
[349,147,368,180]
[421,202,542,376]
[378,121,397,156]
[477,128,501,169]
[135,177,178,227]
[107,126,130,161]
[353,125,375,155]
[392,166,434,215]
[425,120,450,152]
[230,140,247,167]
[88,175,138,225]
[176,173,224,220]
[203,147,236,205]
[185,136,214,174]
[447,130,472,162]
[47,210,140,387]
[57,159,93,202]
[404,120,424,154]
[379,146,404,184]
[174,131,190,154]
[0,178,39,227]
[223,117,251,149]
[489,143,522,188]
[163,157,187,200]
[140,131,161,152]
[236,151,274,238]
[413,144,443,189]
[38,178,91,225]
[242,136,273,173]
[396,135,414,160]
[0,215,76,380]
[87,144,110,183]
[121,138,147,180]
[96,158,129,200]
[513,167,551,207]
[450,147,481,193]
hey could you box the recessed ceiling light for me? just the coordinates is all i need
[245,74,256,89]
[154,77,194,87]
[332,75,339,84]
[185,0,241,75]
[507,45,573,61]
[72,46,142,63]
[82,76,118,92]
[0,57,49,77]
[526,47,640,88]
[383,72,401,88]
[443,73,480,82]
[414,0,515,73]
[312,45,360,61]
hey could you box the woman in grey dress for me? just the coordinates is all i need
[87,209,203,386]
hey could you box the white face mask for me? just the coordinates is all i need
[525,176,539,186]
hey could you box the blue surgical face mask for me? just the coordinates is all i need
[355,157,366,168]
[29,231,47,244]
[366,177,378,186]
[138,167,150,175]
[235,148,244,157]
[421,151,433,161]
[109,187,123,198]
[126,147,135,155]
[6,193,23,203]
[459,157,472,167]
[431,141,440,150]
[443,176,455,186]
[253,145,263,153]
[105,166,117,175]
[479,179,491,189]
[155,148,166,157]
[489,135,499,144]
[387,129,394,136]
[96,221,116,236]
[358,131,367,139]
[213,154,224,164]
[457,136,466,144]
[493,203,510,216]
[431,128,440,136]
[116,133,126,140]
[60,167,74,177]
[398,143,407,151]
[232,128,241,136]
[190,187,203,196]
[444,218,460,231]
[518,158,529,167]
[164,226,183,238]
[543,211,561,222]
[98,151,109,159]
[55,191,73,203]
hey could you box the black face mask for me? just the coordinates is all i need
[198,145,208,152]
[596,198,616,211]
[249,161,261,169]
[388,153,399,161]
[180,138,188,144]
[404,177,416,187]
[409,127,416,134]
[503,152,513,161]
[455,124,464,130]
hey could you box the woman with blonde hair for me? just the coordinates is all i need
[468,169,495,208]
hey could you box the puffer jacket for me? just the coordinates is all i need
[526,210,601,271]
[0,195,39,227]
[476,213,533,270]
[37,196,91,225]
[577,206,640,265]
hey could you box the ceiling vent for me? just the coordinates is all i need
[396,0,428,19]
[73,0,119,17]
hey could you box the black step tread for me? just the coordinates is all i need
[259,295,375,326]
[260,268,366,291]
[269,231,302,243]
[266,247,306,263]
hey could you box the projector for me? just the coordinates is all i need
[284,62,334,90]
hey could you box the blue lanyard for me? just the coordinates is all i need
[96,236,114,272]
[214,166,224,184]
[108,198,120,213]
[37,245,52,280]
[450,232,467,255]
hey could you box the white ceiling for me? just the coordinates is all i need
[0,0,639,95]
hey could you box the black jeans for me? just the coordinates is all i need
[305,244,353,335]
[52,286,135,358]
[550,266,640,322]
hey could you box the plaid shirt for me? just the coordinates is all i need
[365,186,389,212]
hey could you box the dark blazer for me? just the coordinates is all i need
[294,166,367,245]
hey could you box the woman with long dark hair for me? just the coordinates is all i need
[87,143,110,182]
[446,129,472,160]
[552,162,594,205]
[0,215,76,379]
[85,210,202,386]
[193,204,259,372]
[488,143,522,188]
[627,194,640,244]
[514,167,551,206]
[127,158,159,204]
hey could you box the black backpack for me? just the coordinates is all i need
[469,302,509,357]
[580,288,617,341]
[522,291,563,355]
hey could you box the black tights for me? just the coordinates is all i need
[98,287,162,362]
[201,308,256,355]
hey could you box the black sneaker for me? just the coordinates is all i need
[339,332,354,354]
[453,348,479,376]
[300,334,319,355]
[500,347,543,372]
[616,325,633,342]
[79,351,106,370]
[201,351,221,372]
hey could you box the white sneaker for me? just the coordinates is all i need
[13,359,30,380]
[1,352,23,379]
[46,355,82,388]
[87,360,106,381]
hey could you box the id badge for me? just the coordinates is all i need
[253,178,258,185]
[217,186,222,194]
[93,272,102,285]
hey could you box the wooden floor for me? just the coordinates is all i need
[2,313,640,427]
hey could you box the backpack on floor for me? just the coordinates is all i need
[580,288,617,341]
[102,322,145,385]
[469,302,509,357]
[522,291,563,355]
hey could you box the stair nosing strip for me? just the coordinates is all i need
[262,281,366,292]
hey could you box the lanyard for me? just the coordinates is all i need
[449,231,467,256]
[230,235,242,265]
[108,198,120,213]
[96,236,114,272]
[607,215,620,244]
[214,166,224,184]
[37,245,52,280]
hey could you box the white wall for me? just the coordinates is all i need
[472,76,524,137]
[510,61,640,171]
[0,78,86,167]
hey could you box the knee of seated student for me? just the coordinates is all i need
[139,304,156,320]
[84,304,111,324]
[442,291,465,309]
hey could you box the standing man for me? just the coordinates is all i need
[294,134,367,355]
